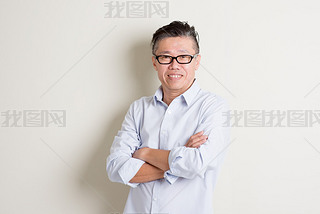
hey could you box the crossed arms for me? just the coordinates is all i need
[129,131,208,183]
[106,97,229,187]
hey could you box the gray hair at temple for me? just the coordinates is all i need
[151,21,200,55]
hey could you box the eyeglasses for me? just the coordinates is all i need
[154,54,198,65]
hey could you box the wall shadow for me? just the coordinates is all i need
[80,38,159,213]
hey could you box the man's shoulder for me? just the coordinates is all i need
[197,89,229,112]
[128,95,155,110]
[132,95,154,105]
[199,89,228,105]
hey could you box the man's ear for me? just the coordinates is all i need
[195,54,201,70]
[152,56,157,71]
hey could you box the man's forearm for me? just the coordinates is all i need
[144,148,170,171]
[133,148,170,171]
[132,132,207,172]
[129,163,164,183]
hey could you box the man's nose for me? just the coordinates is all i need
[168,58,180,70]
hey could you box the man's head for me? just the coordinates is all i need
[151,21,199,55]
[151,21,201,99]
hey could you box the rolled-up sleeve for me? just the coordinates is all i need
[165,97,230,180]
[106,102,145,188]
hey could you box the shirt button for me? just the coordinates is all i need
[153,197,157,201]
[167,110,172,114]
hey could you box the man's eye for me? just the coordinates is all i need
[162,55,171,59]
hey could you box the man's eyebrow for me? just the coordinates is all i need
[158,49,190,54]
[158,51,171,54]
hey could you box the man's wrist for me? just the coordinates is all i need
[142,147,151,162]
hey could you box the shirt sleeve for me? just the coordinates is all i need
[106,101,145,188]
[164,96,230,181]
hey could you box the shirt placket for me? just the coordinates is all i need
[158,103,174,149]
[151,104,174,213]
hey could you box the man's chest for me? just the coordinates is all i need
[138,103,202,150]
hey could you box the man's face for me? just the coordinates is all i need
[152,36,201,96]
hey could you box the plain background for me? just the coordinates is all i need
[1,0,320,213]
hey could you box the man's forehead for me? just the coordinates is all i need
[155,37,196,54]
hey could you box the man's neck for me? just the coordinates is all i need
[162,80,195,106]
[162,91,181,106]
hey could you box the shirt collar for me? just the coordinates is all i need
[153,79,201,106]
[181,79,201,106]
[154,86,164,104]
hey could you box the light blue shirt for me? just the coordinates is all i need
[107,80,230,214]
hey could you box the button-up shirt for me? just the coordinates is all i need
[107,80,230,214]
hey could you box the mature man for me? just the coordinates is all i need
[107,21,230,214]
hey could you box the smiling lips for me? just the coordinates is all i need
[168,74,183,79]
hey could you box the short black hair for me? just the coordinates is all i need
[151,21,200,55]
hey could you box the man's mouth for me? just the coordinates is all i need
[168,74,182,78]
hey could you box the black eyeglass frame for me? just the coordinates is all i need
[154,54,199,65]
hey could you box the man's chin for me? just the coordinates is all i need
[166,85,188,94]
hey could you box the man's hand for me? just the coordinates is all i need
[185,131,208,148]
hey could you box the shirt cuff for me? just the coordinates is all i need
[118,157,145,188]
[168,146,185,174]
[164,171,179,184]
[163,147,186,184]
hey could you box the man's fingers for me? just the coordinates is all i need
[185,135,208,148]
[190,142,203,148]
[190,132,205,142]
[189,131,204,140]
[187,134,207,145]
[185,132,199,147]
[188,137,207,147]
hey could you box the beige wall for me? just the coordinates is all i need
[1,0,320,213]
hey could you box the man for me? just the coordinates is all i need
[107,21,230,214]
